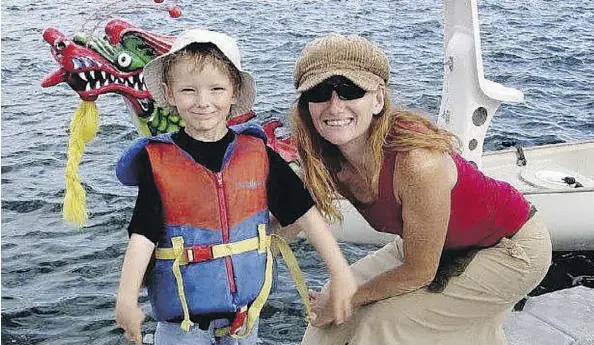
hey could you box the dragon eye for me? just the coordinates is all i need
[117,52,132,68]
[54,39,69,50]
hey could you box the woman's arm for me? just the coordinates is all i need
[351,149,456,307]
[115,234,155,344]
[297,206,357,324]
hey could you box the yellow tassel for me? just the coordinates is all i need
[63,100,99,227]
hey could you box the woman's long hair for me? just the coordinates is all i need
[291,89,459,222]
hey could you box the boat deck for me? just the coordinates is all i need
[504,286,594,344]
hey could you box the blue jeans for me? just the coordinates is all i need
[154,319,259,345]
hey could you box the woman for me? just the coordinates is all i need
[291,33,552,345]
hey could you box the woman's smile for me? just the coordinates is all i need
[324,118,354,127]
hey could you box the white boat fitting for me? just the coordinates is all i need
[326,0,594,251]
[482,140,594,251]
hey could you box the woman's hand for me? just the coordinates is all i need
[115,298,145,345]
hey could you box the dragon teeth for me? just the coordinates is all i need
[128,76,134,84]
[104,79,109,87]
[139,72,144,81]
[134,83,139,92]
[101,71,106,79]
[79,72,87,81]
[95,80,101,89]
[85,83,91,92]
[90,71,95,79]
[110,75,115,82]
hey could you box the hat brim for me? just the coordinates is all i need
[143,50,255,118]
[231,72,255,117]
[296,69,385,93]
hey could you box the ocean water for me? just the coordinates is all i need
[1,0,593,344]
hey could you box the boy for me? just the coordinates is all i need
[114,29,356,345]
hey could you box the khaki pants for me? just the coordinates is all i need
[301,214,552,345]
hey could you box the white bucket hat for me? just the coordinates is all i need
[143,28,255,117]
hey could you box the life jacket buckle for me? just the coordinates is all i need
[229,306,248,336]
[185,245,213,263]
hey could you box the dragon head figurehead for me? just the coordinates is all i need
[41,19,297,159]
[42,19,176,135]
[42,18,297,226]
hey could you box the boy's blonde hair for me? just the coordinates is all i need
[162,43,242,97]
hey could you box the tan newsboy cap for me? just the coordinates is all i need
[294,33,390,92]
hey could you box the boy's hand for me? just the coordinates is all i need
[329,270,357,325]
[308,289,333,327]
[308,269,357,327]
[116,299,145,345]
[116,234,154,344]
[295,207,357,326]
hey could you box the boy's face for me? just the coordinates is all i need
[164,59,237,141]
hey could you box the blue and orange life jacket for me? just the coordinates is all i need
[116,124,310,338]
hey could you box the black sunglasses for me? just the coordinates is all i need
[302,76,367,103]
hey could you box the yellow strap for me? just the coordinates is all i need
[163,227,310,335]
[270,234,312,321]
[258,224,267,253]
[155,237,265,263]
[214,235,312,338]
[212,236,269,258]
[217,246,275,338]
[170,237,194,331]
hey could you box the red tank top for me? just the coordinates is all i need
[350,153,530,248]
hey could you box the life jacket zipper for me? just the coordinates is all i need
[215,172,237,294]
